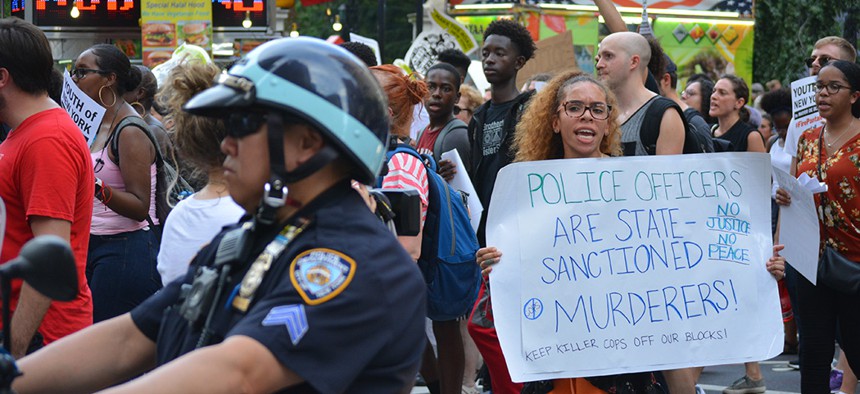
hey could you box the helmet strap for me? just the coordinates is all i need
[256,112,340,224]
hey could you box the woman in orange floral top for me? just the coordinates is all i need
[777,60,860,393]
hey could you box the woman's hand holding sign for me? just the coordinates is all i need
[477,247,502,276]
[766,244,786,280]
[774,187,791,206]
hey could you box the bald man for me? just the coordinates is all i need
[597,31,693,393]
[596,32,685,156]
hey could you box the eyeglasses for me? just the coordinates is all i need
[815,81,850,95]
[71,68,108,80]
[559,100,611,120]
[805,55,832,68]
[453,106,472,116]
[226,112,267,138]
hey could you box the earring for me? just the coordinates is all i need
[130,101,145,115]
[98,85,117,108]
[553,129,560,134]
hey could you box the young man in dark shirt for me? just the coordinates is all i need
[468,19,536,247]
[466,18,536,394]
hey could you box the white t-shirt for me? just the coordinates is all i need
[410,104,430,142]
[770,138,793,198]
[156,194,245,285]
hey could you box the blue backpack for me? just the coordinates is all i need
[380,144,481,321]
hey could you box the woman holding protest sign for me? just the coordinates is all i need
[72,44,162,323]
[477,70,787,394]
[775,60,860,394]
[475,70,639,394]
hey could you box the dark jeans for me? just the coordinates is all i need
[87,228,162,323]
[797,273,860,393]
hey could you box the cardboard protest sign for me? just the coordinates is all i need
[784,76,824,158]
[516,30,577,89]
[486,153,782,381]
[61,70,106,147]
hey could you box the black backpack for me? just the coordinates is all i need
[108,116,192,226]
[639,96,712,155]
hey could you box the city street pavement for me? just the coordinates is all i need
[411,352,857,393]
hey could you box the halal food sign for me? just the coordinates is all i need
[141,0,213,67]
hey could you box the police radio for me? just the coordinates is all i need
[179,221,255,334]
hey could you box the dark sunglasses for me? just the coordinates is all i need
[453,106,472,116]
[226,112,267,138]
[71,67,109,80]
[805,55,832,68]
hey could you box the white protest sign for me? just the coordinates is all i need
[404,7,478,76]
[785,76,824,158]
[440,148,482,232]
[61,70,106,147]
[405,31,459,77]
[487,153,782,382]
[772,167,820,285]
[349,33,382,67]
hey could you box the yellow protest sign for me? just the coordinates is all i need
[430,8,477,54]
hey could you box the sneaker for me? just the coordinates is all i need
[830,369,844,392]
[723,375,766,394]
[788,359,800,370]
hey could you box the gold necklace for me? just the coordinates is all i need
[825,118,857,148]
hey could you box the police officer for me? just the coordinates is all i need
[14,37,427,393]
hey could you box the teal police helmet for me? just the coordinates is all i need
[184,37,390,185]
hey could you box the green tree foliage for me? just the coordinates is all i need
[754,0,860,85]
[294,0,416,64]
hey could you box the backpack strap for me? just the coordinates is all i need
[432,118,468,161]
[376,143,434,188]
[108,116,164,168]
[639,96,688,156]
[106,116,167,228]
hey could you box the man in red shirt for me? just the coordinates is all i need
[417,63,472,182]
[0,17,94,358]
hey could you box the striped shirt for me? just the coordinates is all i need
[381,152,429,225]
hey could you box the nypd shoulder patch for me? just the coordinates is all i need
[262,304,308,345]
[289,248,356,305]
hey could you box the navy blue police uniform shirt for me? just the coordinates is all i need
[130,181,427,393]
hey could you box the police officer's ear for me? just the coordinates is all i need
[286,123,326,163]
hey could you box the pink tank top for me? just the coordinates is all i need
[90,148,158,235]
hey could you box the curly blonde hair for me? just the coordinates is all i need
[513,69,622,162]
[459,85,484,112]
[164,62,225,173]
